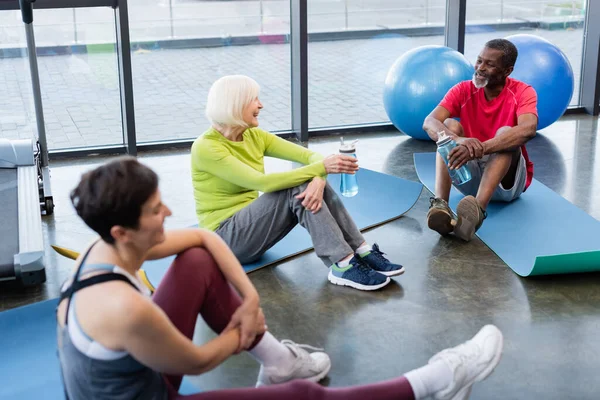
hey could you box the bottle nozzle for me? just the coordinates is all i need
[339,137,358,147]
[339,137,358,153]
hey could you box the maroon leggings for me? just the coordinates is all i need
[152,248,415,400]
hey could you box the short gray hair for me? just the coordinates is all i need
[205,75,260,127]
[484,39,518,68]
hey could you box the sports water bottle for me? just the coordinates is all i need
[436,131,472,186]
[339,137,359,197]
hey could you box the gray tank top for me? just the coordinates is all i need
[57,247,168,400]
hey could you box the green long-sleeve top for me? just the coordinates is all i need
[191,127,327,231]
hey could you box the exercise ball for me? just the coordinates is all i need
[505,34,574,130]
[383,45,473,141]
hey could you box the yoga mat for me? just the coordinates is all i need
[414,152,600,277]
[0,300,202,399]
[56,168,423,290]
[144,168,421,287]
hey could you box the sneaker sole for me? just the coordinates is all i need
[454,197,482,242]
[327,270,391,291]
[452,325,504,400]
[378,266,405,277]
[427,208,455,236]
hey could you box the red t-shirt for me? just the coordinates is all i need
[439,77,538,190]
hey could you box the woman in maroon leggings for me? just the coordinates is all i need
[57,156,504,400]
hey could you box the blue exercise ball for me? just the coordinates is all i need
[505,34,574,130]
[383,45,474,141]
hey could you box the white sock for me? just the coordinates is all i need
[335,255,353,268]
[249,332,295,368]
[404,360,454,399]
[356,244,371,256]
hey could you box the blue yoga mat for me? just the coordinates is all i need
[144,168,423,288]
[414,152,600,276]
[0,300,202,399]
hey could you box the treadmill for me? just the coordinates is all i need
[0,139,45,285]
[0,0,54,285]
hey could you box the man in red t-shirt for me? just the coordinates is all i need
[422,38,538,242]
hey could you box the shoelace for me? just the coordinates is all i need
[444,341,482,368]
[429,196,437,207]
[429,196,448,209]
[352,257,377,275]
[370,244,390,262]
[281,340,325,357]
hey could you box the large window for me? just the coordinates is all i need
[1,0,596,154]
[0,8,123,149]
[307,0,447,129]
[308,0,446,32]
[129,0,292,143]
[465,0,585,107]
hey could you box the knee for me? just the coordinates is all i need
[177,247,215,264]
[290,181,310,196]
[443,118,464,137]
[493,126,521,156]
[172,247,219,280]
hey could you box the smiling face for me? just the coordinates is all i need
[473,47,513,89]
[112,189,172,250]
[135,189,172,247]
[241,97,263,128]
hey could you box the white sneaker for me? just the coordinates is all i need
[430,325,504,400]
[255,340,332,387]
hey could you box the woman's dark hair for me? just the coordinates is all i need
[70,156,159,244]
[484,38,518,69]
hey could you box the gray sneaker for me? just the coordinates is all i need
[427,197,456,236]
[255,340,331,387]
[454,196,487,242]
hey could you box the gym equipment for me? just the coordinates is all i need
[0,0,54,286]
[414,152,600,277]
[0,299,202,398]
[0,139,45,285]
[383,45,473,141]
[18,0,54,215]
[53,168,424,291]
[505,34,574,130]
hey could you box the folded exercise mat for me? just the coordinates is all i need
[0,300,201,399]
[414,152,600,277]
[55,168,423,290]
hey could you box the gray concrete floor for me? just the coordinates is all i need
[2,114,600,399]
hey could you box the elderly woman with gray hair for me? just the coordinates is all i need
[191,75,405,292]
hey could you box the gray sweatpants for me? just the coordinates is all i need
[215,182,365,266]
